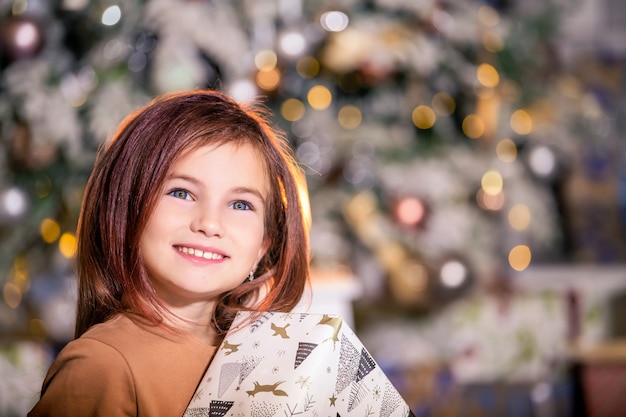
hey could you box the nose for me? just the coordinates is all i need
[190,205,224,237]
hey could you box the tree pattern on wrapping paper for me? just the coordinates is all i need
[250,312,275,334]
[348,380,370,412]
[216,355,262,397]
[182,400,234,417]
[294,342,318,369]
[239,355,263,385]
[355,348,376,383]
[380,381,407,417]
[250,400,280,417]
[218,362,241,397]
[335,333,361,394]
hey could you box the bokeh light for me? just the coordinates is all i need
[296,56,320,78]
[440,259,468,288]
[338,105,362,129]
[432,92,456,116]
[307,85,332,110]
[482,31,504,52]
[279,30,306,57]
[511,109,533,135]
[496,138,518,162]
[320,11,349,32]
[527,145,556,178]
[254,50,278,71]
[40,218,61,243]
[281,98,306,121]
[256,68,281,91]
[478,6,500,27]
[477,63,500,88]
[509,204,531,231]
[101,5,121,26]
[509,245,532,271]
[476,189,504,211]
[59,232,78,258]
[394,196,426,227]
[481,170,503,196]
[412,105,436,129]
[462,114,485,138]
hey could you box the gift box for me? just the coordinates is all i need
[184,311,415,417]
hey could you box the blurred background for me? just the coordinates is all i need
[1,0,625,415]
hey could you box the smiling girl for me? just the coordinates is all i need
[29,90,310,416]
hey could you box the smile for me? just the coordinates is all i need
[176,246,225,260]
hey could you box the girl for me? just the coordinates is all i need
[29,90,310,416]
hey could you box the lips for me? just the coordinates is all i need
[175,245,226,260]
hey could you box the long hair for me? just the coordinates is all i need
[75,90,310,337]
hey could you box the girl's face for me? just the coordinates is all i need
[140,142,270,312]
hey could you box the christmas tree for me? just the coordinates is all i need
[0,0,624,342]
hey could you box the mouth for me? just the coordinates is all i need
[175,246,226,260]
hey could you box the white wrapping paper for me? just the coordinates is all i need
[184,311,414,417]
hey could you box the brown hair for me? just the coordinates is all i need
[75,90,310,337]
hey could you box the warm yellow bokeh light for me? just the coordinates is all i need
[482,31,504,52]
[307,85,332,110]
[3,282,22,309]
[412,105,436,129]
[254,49,278,71]
[478,6,500,26]
[338,105,362,130]
[59,232,78,258]
[477,63,500,88]
[296,56,320,78]
[511,109,533,135]
[496,138,518,162]
[432,92,456,116]
[509,204,531,231]
[509,245,532,271]
[281,98,306,121]
[256,68,281,91]
[40,218,61,243]
[481,170,503,196]
[400,260,429,293]
[462,114,485,139]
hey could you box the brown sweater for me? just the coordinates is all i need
[28,313,217,417]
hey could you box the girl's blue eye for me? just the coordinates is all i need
[231,200,252,210]
[168,189,192,200]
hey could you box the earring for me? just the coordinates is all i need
[247,270,255,281]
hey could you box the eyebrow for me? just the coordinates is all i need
[166,174,267,204]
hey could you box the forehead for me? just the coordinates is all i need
[171,141,271,193]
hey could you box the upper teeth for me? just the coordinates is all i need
[177,246,224,260]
